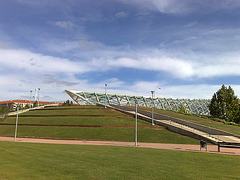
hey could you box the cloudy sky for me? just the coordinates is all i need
[1,0,240,102]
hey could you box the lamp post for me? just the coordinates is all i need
[38,88,40,107]
[151,88,161,125]
[14,104,19,141]
[30,90,32,108]
[35,88,37,101]
[105,84,107,108]
[135,100,138,147]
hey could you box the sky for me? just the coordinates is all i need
[1,0,240,102]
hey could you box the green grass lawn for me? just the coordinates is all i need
[0,141,239,179]
[20,109,123,116]
[1,116,152,127]
[46,105,103,109]
[0,105,201,144]
[139,107,240,135]
[0,125,199,144]
[4,105,240,144]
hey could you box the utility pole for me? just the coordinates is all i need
[14,104,19,141]
[135,100,138,147]
[105,84,107,108]
[30,90,32,108]
[151,88,161,125]
[38,88,40,107]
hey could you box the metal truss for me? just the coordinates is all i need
[65,90,210,115]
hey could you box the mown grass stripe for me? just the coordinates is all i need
[0,141,239,179]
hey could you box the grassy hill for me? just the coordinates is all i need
[1,106,240,179]
[0,105,199,144]
[1,105,239,143]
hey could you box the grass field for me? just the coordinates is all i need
[2,116,144,126]
[0,106,199,144]
[45,105,103,109]
[0,125,198,144]
[19,109,122,116]
[0,141,239,180]
[1,106,240,179]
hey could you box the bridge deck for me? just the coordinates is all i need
[107,104,240,147]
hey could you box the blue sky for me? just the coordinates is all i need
[1,0,240,101]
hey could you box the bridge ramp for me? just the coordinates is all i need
[107,104,240,145]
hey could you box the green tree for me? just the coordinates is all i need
[0,105,9,118]
[178,104,186,114]
[24,104,30,109]
[208,85,240,123]
[62,100,73,106]
[33,101,38,107]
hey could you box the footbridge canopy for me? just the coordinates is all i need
[65,90,210,115]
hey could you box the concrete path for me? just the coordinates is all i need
[0,136,239,156]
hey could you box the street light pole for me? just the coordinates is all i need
[30,90,32,108]
[151,88,161,125]
[151,90,155,125]
[135,100,138,147]
[105,84,107,108]
[14,104,19,141]
[38,88,40,107]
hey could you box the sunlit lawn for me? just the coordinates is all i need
[0,125,198,144]
[0,141,239,180]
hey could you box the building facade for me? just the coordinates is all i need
[0,100,61,111]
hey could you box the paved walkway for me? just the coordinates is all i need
[0,136,239,155]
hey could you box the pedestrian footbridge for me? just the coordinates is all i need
[65,90,210,115]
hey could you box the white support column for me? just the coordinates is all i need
[95,93,99,103]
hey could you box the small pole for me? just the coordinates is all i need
[151,88,160,126]
[135,100,138,147]
[30,90,32,108]
[151,90,154,125]
[14,104,19,141]
[38,88,40,107]
[105,84,107,108]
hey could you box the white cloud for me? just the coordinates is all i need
[122,0,240,15]
[193,53,240,78]
[55,21,73,29]
[107,57,194,78]
[1,45,240,101]
[3,44,240,83]
[115,11,128,18]
[0,49,91,74]
[1,47,240,101]
[150,0,191,14]
[121,0,191,15]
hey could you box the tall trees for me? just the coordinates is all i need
[62,100,73,106]
[208,85,240,123]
